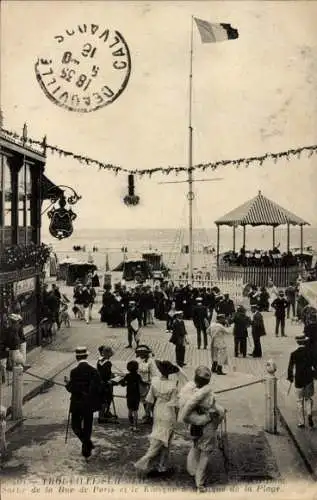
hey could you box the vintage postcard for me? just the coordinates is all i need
[0,1,317,500]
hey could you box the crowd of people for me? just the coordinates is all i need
[222,246,310,268]
[2,268,317,489]
[65,343,227,492]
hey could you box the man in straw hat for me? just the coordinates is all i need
[287,335,315,428]
[65,347,103,458]
[178,366,225,492]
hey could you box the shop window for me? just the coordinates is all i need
[2,155,12,227]
[18,162,32,243]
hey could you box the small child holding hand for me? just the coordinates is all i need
[120,360,142,431]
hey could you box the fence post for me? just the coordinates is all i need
[11,354,24,421]
[264,360,278,434]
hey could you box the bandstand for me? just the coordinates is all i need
[215,191,309,287]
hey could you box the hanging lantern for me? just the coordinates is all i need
[124,174,140,206]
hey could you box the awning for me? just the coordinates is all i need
[41,175,63,200]
[299,281,317,308]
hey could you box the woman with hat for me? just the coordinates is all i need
[134,360,180,475]
[178,366,225,492]
[135,345,159,424]
[208,315,231,375]
[287,335,315,428]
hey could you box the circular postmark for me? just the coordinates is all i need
[35,24,131,112]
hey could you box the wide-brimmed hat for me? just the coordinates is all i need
[216,314,226,321]
[279,290,284,296]
[251,304,259,310]
[195,366,211,380]
[174,310,184,316]
[237,305,246,312]
[75,346,89,356]
[155,360,179,377]
[8,314,23,322]
[135,345,151,356]
[129,300,136,305]
[195,297,203,302]
[295,335,309,344]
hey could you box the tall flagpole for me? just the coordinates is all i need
[188,15,194,285]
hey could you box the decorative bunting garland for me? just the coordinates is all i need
[1,126,317,177]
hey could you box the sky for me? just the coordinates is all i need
[1,0,317,230]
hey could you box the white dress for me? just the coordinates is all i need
[134,376,178,472]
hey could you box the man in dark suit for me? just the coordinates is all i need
[170,311,189,367]
[192,297,209,349]
[287,336,315,428]
[271,290,288,337]
[65,347,103,458]
[249,304,266,358]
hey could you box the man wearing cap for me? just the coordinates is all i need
[65,347,103,458]
[249,304,266,358]
[287,336,315,428]
[271,291,288,337]
[169,311,189,368]
[192,298,209,350]
[126,300,141,348]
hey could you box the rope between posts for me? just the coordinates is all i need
[214,378,265,394]
[23,370,266,396]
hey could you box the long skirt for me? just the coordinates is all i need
[134,436,172,473]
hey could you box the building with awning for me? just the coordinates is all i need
[41,175,63,200]
[0,128,60,350]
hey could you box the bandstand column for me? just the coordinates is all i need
[243,225,246,248]
[233,225,236,252]
[216,224,220,265]
[300,224,303,254]
[272,226,276,248]
[287,223,290,252]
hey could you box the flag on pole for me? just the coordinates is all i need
[194,18,239,43]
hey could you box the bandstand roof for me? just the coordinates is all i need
[215,191,309,227]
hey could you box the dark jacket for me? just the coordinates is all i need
[127,307,140,328]
[231,311,251,339]
[251,311,266,338]
[192,304,208,329]
[271,298,288,318]
[287,346,315,388]
[170,318,187,346]
[66,361,103,413]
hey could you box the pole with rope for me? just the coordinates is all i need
[188,15,194,286]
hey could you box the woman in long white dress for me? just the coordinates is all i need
[134,360,180,474]
[267,279,278,311]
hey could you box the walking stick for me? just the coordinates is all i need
[287,381,293,396]
[65,405,71,444]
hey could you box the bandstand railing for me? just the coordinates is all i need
[216,264,299,288]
